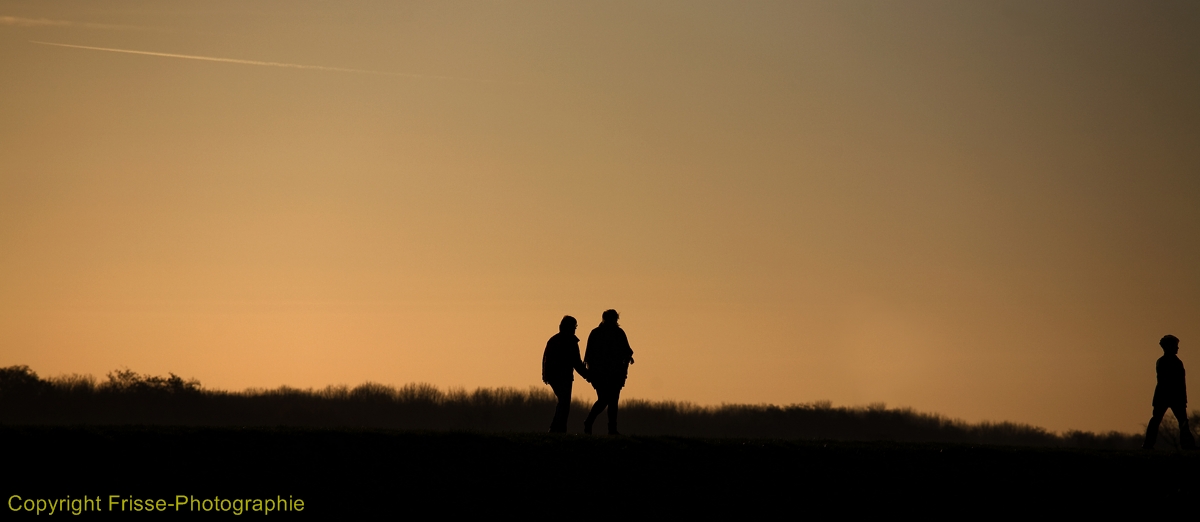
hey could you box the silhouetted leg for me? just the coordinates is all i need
[584,391,607,434]
[1143,406,1168,449]
[1171,405,1196,449]
[549,381,572,433]
[606,388,622,434]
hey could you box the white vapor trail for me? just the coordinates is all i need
[30,41,500,84]
[3,16,150,31]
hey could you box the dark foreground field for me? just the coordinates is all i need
[5,425,1196,517]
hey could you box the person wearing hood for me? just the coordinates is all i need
[583,309,634,435]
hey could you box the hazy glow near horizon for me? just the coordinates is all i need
[1,1,1197,433]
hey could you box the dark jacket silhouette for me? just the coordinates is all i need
[542,325,587,433]
[584,323,634,389]
[1152,353,1187,408]
[583,317,634,435]
[542,332,587,385]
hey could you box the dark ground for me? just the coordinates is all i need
[3,425,1195,517]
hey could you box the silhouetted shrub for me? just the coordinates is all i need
[0,365,1153,449]
[102,368,200,394]
[0,365,47,397]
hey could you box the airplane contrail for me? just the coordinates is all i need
[30,40,501,84]
[3,16,156,31]
[3,15,133,29]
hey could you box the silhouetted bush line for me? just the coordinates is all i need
[0,366,1171,449]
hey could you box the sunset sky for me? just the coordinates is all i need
[1,1,1197,433]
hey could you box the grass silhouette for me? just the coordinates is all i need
[0,365,1177,449]
[10,424,1198,515]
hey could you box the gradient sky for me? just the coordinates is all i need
[1,1,1197,433]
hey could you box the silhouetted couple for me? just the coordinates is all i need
[541,309,635,434]
[1143,335,1195,450]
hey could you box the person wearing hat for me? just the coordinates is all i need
[1143,334,1196,449]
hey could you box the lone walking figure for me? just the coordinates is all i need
[583,309,634,435]
[1143,334,1196,450]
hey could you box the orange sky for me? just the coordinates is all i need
[1,1,1197,433]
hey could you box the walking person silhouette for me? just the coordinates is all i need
[1143,335,1197,450]
[582,309,634,435]
[542,316,588,433]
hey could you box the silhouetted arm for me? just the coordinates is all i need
[620,329,634,364]
[541,338,554,385]
[572,347,589,381]
[584,329,599,369]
